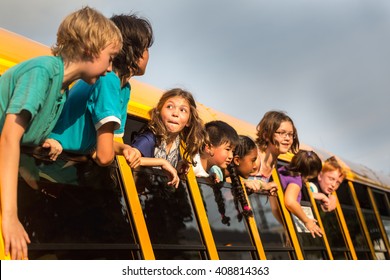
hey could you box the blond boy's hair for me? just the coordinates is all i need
[52,6,122,62]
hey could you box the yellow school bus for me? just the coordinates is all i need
[1,28,389,260]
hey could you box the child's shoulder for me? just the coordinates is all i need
[9,56,63,75]
[23,56,62,67]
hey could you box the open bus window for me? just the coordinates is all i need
[372,191,390,245]
[197,178,257,260]
[297,186,328,259]
[316,201,350,259]
[354,183,388,259]
[17,151,140,260]
[248,193,292,258]
[133,166,205,260]
[336,181,372,259]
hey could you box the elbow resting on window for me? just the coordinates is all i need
[91,150,115,166]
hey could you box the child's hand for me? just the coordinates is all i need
[161,160,180,188]
[320,194,337,212]
[244,180,278,196]
[123,146,141,168]
[304,219,323,238]
[244,180,260,192]
[176,160,190,175]
[41,138,63,161]
[266,182,278,196]
[2,214,31,260]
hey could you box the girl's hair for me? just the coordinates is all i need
[255,110,299,154]
[52,6,122,62]
[148,88,205,165]
[212,183,231,226]
[227,162,253,219]
[234,135,257,158]
[322,156,346,179]
[281,150,322,179]
[110,13,154,84]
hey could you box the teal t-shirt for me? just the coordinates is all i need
[49,71,123,154]
[0,56,65,145]
[114,81,130,137]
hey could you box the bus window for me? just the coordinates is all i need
[294,186,329,260]
[17,151,141,260]
[316,202,350,259]
[123,115,147,145]
[372,190,390,243]
[197,178,257,260]
[249,193,293,260]
[354,183,389,259]
[133,167,206,260]
[337,181,372,259]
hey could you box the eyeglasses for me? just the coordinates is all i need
[274,131,295,139]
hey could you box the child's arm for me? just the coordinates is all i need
[245,180,278,196]
[0,113,31,260]
[312,192,334,211]
[139,157,180,188]
[284,183,323,238]
[113,142,141,168]
[320,194,337,212]
[312,191,328,202]
[91,122,117,166]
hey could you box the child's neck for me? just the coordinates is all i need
[199,155,212,173]
[164,134,179,154]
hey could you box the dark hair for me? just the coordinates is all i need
[255,110,299,154]
[212,183,231,226]
[234,135,257,158]
[204,120,239,149]
[110,13,154,84]
[226,162,253,219]
[280,150,322,179]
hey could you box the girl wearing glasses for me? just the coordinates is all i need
[248,110,300,190]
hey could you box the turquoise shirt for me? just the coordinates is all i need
[114,81,130,137]
[0,56,65,145]
[50,72,125,154]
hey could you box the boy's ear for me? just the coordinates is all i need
[205,144,214,157]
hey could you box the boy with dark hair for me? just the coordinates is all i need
[193,120,239,178]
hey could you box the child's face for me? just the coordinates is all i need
[235,148,258,179]
[134,49,150,76]
[81,43,121,84]
[318,170,343,195]
[160,96,190,135]
[210,142,234,169]
[272,121,294,155]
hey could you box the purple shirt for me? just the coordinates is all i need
[278,166,303,203]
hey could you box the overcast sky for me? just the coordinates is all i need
[1,0,390,176]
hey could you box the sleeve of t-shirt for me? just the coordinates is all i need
[88,74,121,131]
[7,67,50,122]
[114,83,131,137]
[278,167,302,191]
[285,176,302,188]
[131,131,155,157]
